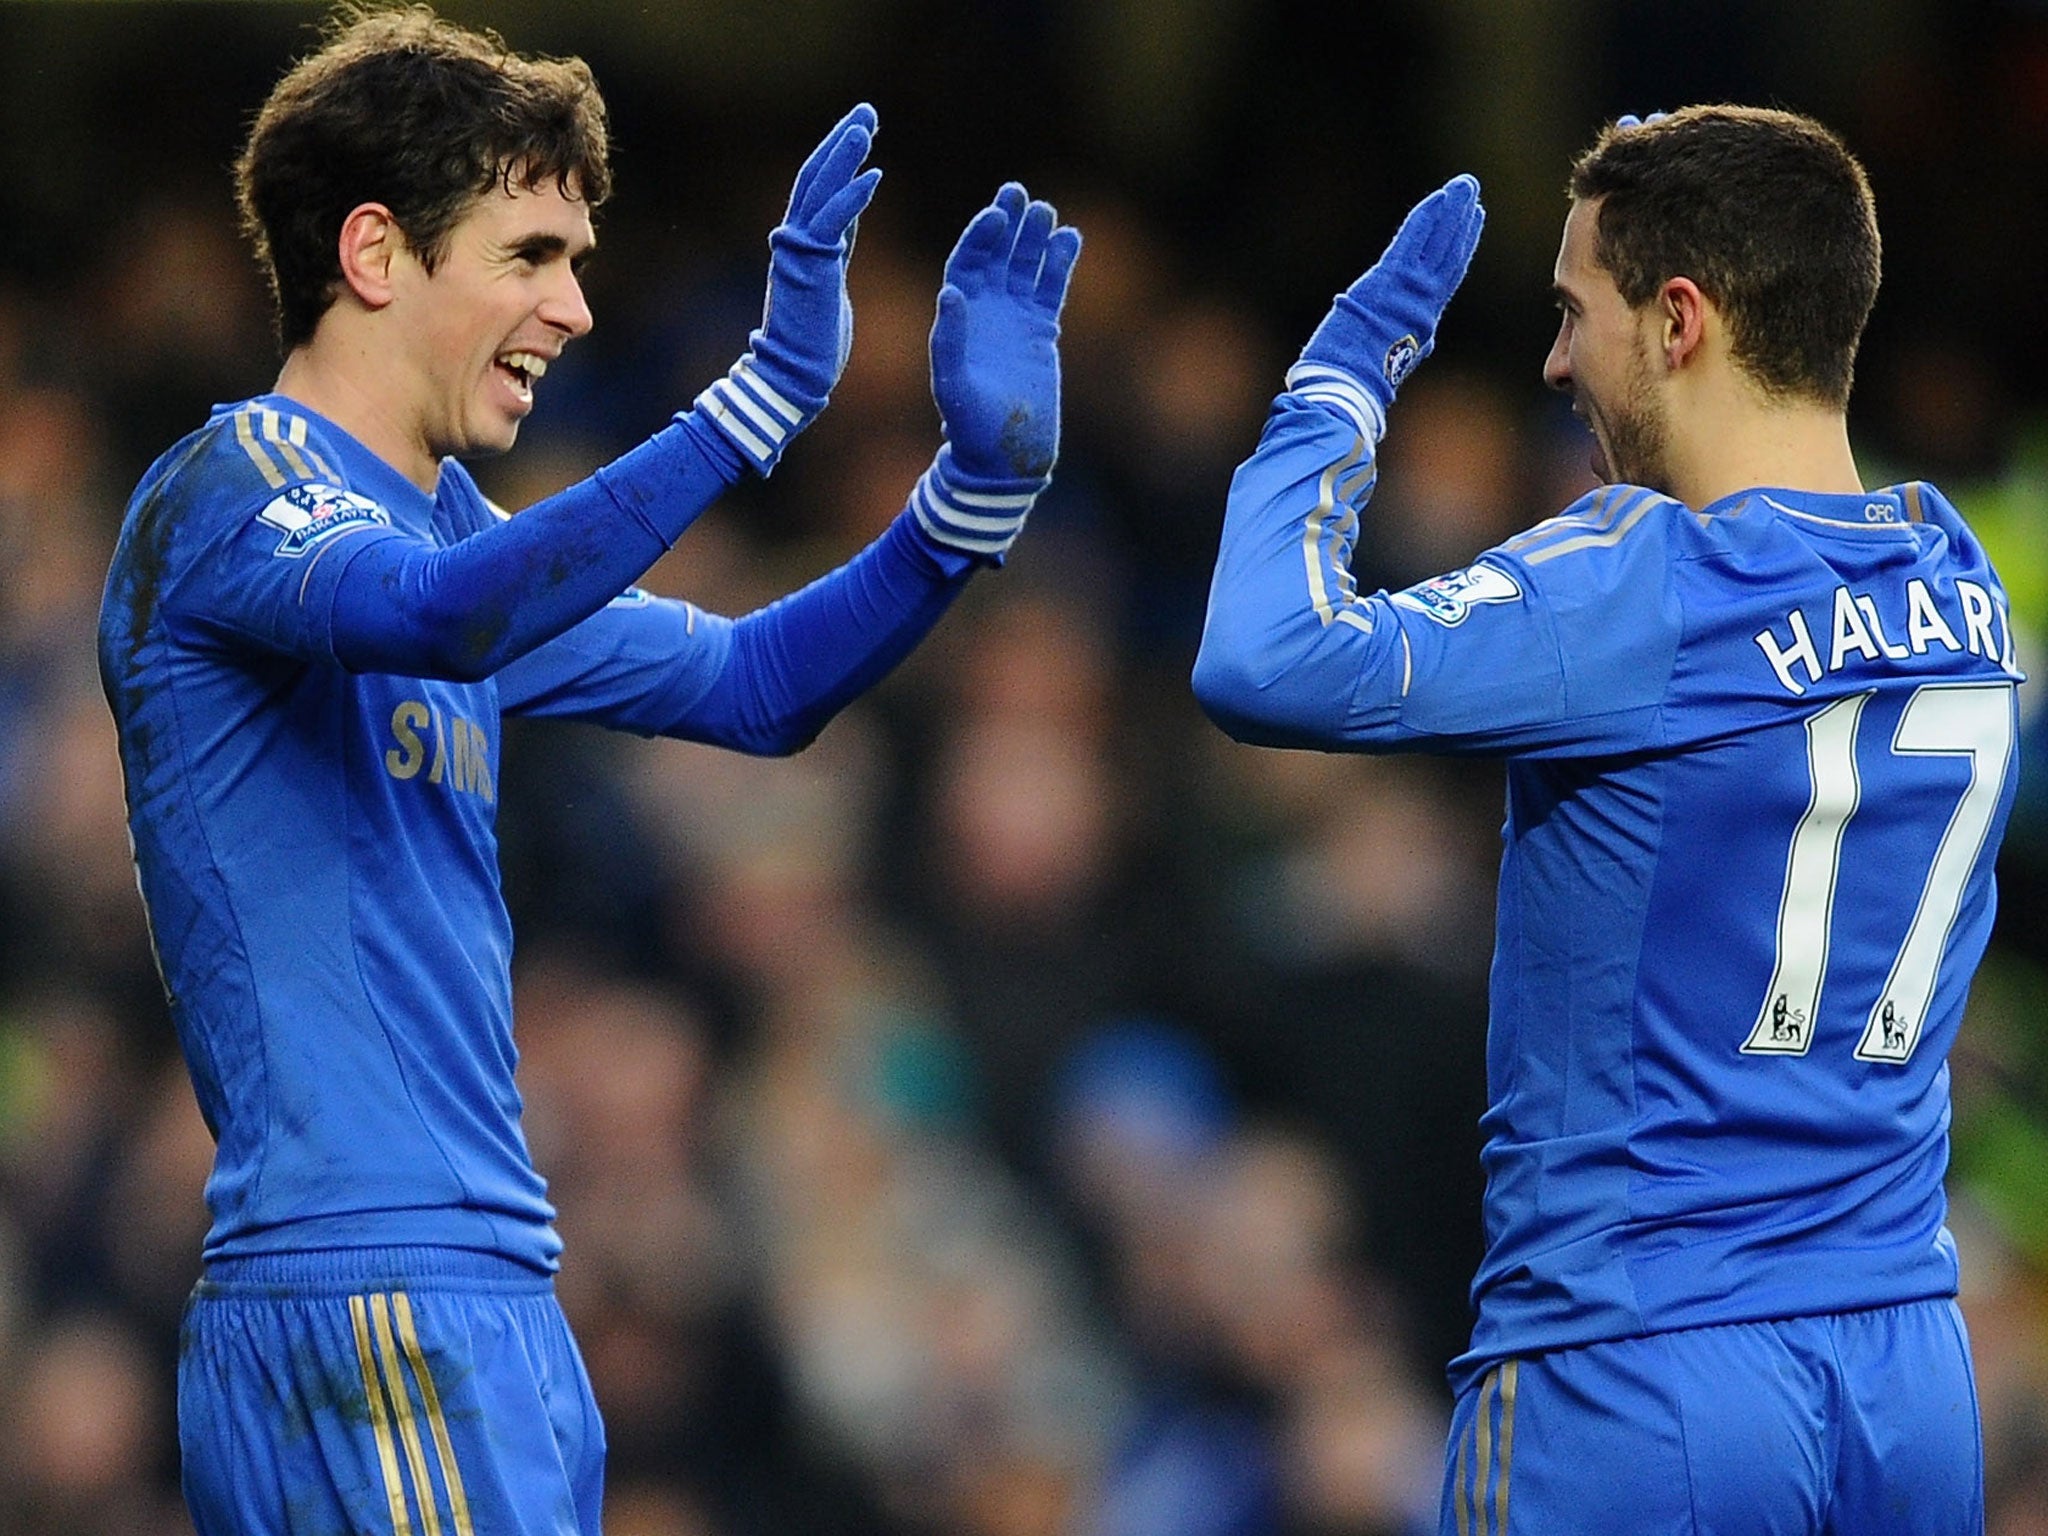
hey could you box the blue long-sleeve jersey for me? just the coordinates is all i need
[1195,395,2023,1390]
[100,395,973,1270]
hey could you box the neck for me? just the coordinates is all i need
[1662,380,1862,513]
[274,334,439,494]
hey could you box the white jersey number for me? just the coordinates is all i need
[1743,682,2014,1062]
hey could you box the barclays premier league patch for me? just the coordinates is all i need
[1391,562,1523,626]
[255,482,391,558]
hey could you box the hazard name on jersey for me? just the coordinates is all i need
[1753,577,2017,697]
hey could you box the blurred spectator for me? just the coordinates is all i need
[1364,369,1533,589]
[0,1311,186,1536]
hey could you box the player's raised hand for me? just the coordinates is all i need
[1290,175,1485,436]
[695,104,882,474]
[912,183,1081,561]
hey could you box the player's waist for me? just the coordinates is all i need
[1454,1212,1959,1388]
[198,1243,555,1296]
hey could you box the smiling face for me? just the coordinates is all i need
[1543,197,1671,491]
[390,171,595,467]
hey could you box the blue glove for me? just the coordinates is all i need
[911,182,1082,563]
[1289,174,1484,442]
[697,104,882,475]
[1614,111,1668,130]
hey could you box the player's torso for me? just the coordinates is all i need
[1463,485,2021,1374]
[100,402,554,1264]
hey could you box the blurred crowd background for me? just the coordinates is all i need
[1,1,2047,1533]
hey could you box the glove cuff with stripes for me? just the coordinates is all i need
[907,443,1047,566]
[693,345,822,477]
[1282,361,1387,445]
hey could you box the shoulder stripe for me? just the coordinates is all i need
[230,403,341,488]
[275,409,337,481]
[232,406,288,489]
[1902,482,1925,523]
[1502,484,1629,554]
[260,407,319,482]
[1521,488,1663,565]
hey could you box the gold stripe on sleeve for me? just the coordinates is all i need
[1494,1359,1519,1535]
[261,408,319,482]
[371,1294,445,1536]
[394,1292,476,1536]
[1302,437,1370,628]
[1902,483,1926,524]
[350,1294,415,1536]
[1504,486,1615,554]
[1522,490,1660,566]
[233,408,287,490]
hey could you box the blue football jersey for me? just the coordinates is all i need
[1195,397,2023,1389]
[99,397,732,1270]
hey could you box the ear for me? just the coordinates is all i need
[1658,277,1708,370]
[336,203,407,311]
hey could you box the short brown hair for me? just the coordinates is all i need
[1569,105,1879,409]
[235,4,611,352]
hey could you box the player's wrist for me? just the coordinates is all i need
[908,444,1046,565]
[1283,361,1388,444]
[692,338,827,477]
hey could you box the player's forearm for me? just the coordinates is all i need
[658,509,973,755]
[1193,398,1408,747]
[325,413,744,680]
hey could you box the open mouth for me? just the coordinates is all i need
[495,350,549,402]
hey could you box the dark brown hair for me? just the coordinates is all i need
[235,4,611,351]
[1569,105,1879,409]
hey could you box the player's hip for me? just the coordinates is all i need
[181,1247,603,1535]
[1441,1299,1982,1536]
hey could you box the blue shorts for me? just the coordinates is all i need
[178,1247,604,1536]
[1440,1299,1983,1536]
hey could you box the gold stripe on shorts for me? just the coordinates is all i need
[1455,1406,1472,1536]
[1475,1366,1498,1535]
[1495,1358,1519,1535]
[394,1292,475,1536]
[1456,1361,1523,1536]
[370,1294,444,1536]
[349,1294,414,1536]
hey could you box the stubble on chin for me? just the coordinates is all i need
[1602,354,1671,493]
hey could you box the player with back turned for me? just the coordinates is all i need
[1195,106,2017,1533]
[97,7,1079,1533]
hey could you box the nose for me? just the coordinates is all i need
[1542,317,1572,394]
[544,269,594,340]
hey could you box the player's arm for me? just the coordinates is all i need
[497,183,1083,755]
[1193,180,1679,756]
[309,107,884,680]
[1194,176,1485,747]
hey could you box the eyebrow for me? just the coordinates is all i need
[507,232,596,261]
